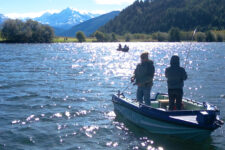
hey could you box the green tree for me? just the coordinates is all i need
[152,32,168,41]
[42,25,54,43]
[105,34,111,42]
[195,32,206,42]
[169,28,181,42]
[180,31,193,41]
[94,31,105,42]
[205,31,216,42]
[216,34,223,42]
[125,33,131,42]
[1,19,22,42]
[1,19,54,43]
[76,31,86,42]
[111,33,117,42]
[0,30,2,39]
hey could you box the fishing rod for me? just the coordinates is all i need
[121,84,131,94]
[184,28,197,68]
[121,81,135,94]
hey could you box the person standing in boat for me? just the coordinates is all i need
[131,52,155,105]
[118,44,122,50]
[165,55,187,110]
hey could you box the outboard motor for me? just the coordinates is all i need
[197,111,217,125]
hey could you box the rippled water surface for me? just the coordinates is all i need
[0,43,224,150]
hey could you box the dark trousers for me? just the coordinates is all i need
[168,89,183,110]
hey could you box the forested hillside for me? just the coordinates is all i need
[100,0,225,34]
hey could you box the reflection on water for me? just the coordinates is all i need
[0,43,224,150]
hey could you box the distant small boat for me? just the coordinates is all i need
[112,92,224,140]
[117,46,129,52]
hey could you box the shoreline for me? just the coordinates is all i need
[0,37,224,44]
[0,40,224,44]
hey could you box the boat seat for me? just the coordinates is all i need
[158,99,169,109]
[158,99,169,103]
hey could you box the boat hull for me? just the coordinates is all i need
[111,92,225,141]
[117,48,129,52]
[113,102,211,139]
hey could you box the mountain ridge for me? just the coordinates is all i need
[60,11,120,37]
[0,9,119,36]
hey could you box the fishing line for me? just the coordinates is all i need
[184,28,197,69]
[118,43,133,94]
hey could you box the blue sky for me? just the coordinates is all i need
[0,0,135,18]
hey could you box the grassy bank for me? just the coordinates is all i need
[0,37,4,42]
[53,30,225,43]
[0,36,96,43]
[114,30,225,42]
[53,37,96,43]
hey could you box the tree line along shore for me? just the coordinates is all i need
[73,29,225,43]
[0,19,225,43]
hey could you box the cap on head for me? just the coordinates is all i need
[141,52,149,60]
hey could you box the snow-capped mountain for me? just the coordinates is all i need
[0,14,8,24]
[61,11,120,37]
[33,8,100,29]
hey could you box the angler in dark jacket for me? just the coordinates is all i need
[131,52,155,105]
[165,55,187,110]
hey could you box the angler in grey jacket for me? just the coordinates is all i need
[131,52,155,105]
[165,55,187,110]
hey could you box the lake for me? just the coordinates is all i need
[0,43,224,150]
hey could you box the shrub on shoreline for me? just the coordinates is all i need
[1,19,54,43]
[76,31,86,42]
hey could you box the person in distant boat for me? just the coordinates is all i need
[165,55,187,110]
[131,52,155,105]
[118,44,122,50]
